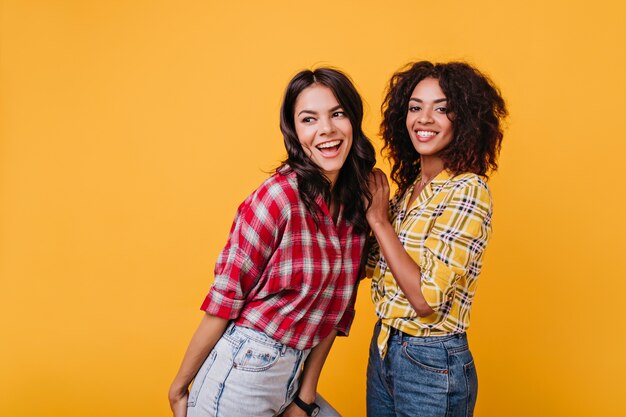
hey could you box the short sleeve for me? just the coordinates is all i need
[201,181,289,319]
[419,182,492,311]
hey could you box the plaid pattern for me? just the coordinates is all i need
[202,169,367,350]
[366,170,493,356]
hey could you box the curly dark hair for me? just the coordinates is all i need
[278,67,376,233]
[381,61,508,195]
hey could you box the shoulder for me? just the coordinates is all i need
[254,169,299,205]
[449,172,489,189]
[446,173,492,214]
[237,170,299,221]
[448,173,490,196]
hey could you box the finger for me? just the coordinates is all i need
[381,172,390,192]
[368,172,379,191]
[372,169,387,187]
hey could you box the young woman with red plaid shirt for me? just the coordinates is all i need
[169,68,375,417]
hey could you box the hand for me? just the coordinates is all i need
[281,401,308,417]
[168,384,189,417]
[365,168,391,226]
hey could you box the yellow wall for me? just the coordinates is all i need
[2,1,625,416]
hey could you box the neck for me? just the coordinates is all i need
[323,173,337,208]
[419,155,445,184]
[325,173,337,191]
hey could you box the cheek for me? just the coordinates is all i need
[295,130,313,155]
[405,114,414,130]
[443,115,454,133]
[295,126,311,146]
[345,125,354,141]
[344,134,354,152]
[436,116,453,136]
[299,141,313,156]
[337,119,353,137]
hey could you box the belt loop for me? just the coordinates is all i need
[391,326,403,343]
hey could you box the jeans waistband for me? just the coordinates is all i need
[224,322,297,355]
[387,324,467,346]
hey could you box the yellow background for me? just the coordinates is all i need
[2,1,625,416]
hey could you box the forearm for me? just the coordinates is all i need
[169,313,229,398]
[369,219,434,317]
[297,330,338,403]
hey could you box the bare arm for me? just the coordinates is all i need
[365,169,434,317]
[168,313,229,417]
[282,330,338,417]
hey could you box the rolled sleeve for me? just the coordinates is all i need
[418,183,492,311]
[201,246,259,318]
[335,307,356,336]
[335,279,361,336]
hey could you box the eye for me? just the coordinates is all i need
[408,105,421,112]
[301,116,315,123]
[332,111,346,118]
[435,106,448,113]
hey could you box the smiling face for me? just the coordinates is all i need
[406,77,454,161]
[294,84,353,185]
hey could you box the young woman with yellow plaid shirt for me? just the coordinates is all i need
[365,61,507,417]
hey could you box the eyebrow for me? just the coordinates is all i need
[409,98,448,104]
[297,104,344,117]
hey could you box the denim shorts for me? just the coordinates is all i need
[187,323,340,417]
[366,321,478,417]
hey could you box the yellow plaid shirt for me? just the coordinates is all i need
[366,170,493,357]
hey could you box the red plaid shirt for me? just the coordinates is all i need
[201,169,367,350]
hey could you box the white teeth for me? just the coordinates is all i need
[417,131,437,138]
[317,140,341,149]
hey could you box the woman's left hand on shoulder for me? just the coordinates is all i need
[365,168,390,226]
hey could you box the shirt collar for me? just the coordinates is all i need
[429,169,453,185]
[416,169,453,193]
[402,170,454,213]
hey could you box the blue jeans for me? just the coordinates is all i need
[366,321,477,417]
[187,323,340,417]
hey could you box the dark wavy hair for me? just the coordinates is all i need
[278,67,376,233]
[381,61,508,195]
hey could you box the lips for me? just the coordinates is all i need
[315,139,343,157]
[415,130,438,142]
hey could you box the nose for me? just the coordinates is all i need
[319,116,335,135]
[418,109,433,124]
